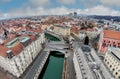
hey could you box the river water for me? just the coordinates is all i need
[39,33,64,79]
[38,52,64,79]
[45,33,60,41]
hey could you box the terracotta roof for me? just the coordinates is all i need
[3,37,16,45]
[33,28,42,33]
[20,34,36,41]
[0,45,8,57]
[29,35,37,41]
[104,30,120,40]
[70,26,81,35]
[11,43,23,55]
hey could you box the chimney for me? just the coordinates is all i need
[3,28,8,39]
[6,50,13,59]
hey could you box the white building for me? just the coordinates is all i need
[104,47,120,79]
[0,31,45,78]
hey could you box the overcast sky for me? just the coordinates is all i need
[0,0,120,19]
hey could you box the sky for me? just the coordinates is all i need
[0,0,120,19]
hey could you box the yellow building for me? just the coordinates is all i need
[53,25,70,37]
[104,47,120,79]
[41,25,48,30]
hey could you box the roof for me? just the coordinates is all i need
[29,35,37,41]
[10,43,23,55]
[20,37,30,43]
[0,45,8,57]
[70,26,80,35]
[3,37,16,45]
[109,47,120,60]
[0,43,23,58]
[0,25,43,58]
[55,25,69,29]
[32,27,42,33]
[104,30,120,40]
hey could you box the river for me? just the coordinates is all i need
[38,52,64,79]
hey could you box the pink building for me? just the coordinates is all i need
[98,30,120,54]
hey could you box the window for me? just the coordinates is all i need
[113,42,115,44]
[118,43,120,45]
[116,72,118,75]
[113,45,116,47]
[118,46,120,48]
[102,43,106,47]
[110,65,112,68]
[105,59,107,62]
[104,40,106,42]
[113,68,115,71]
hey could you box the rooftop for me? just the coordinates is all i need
[104,30,120,40]
[55,25,70,29]
[20,37,30,43]
[109,47,120,59]
[0,21,42,59]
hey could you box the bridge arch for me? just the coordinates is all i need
[45,31,63,41]
[50,51,66,55]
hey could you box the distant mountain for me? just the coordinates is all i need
[88,15,120,22]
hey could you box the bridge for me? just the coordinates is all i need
[45,41,69,54]
[45,30,64,41]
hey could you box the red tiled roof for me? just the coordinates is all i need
[27,35,36,41]
[0,45,8,57]
[3,37,15,45]
[11,43,23,55]
[20,34,36,41]
[70,26,81,35]
[33,27,42,33]
[104,30,120,40]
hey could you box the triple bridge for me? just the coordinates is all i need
[23,31,69,79]
[45,41,69,54]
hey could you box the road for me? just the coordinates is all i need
[65,41,82,79]
[22,50,50,79]
[66,49,76,79]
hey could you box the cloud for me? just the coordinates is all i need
[80,0,99,8]
[80,5,120,16]
[9,6,71,17]
[1,5,120,20]
[101,0,120,7]
[0,11,9,19]
[29,0,50,7]
[56,0,75,5]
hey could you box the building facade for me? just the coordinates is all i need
[104,47,120,79]
[0,30,45,77]
[98,30,120,54]
[52,25,70,37]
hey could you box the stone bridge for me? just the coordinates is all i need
[45,30,64,41]
[45,41,69,54]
